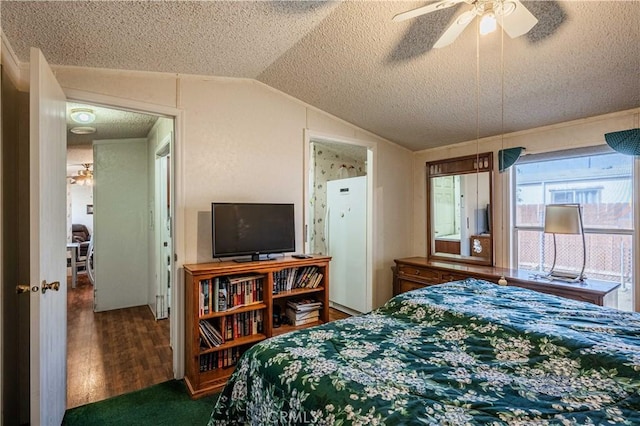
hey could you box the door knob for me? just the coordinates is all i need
[16,284,35,294]
[41,280,60,294]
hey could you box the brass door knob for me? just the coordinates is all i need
[42,280,60,294]
[16,284,33,294]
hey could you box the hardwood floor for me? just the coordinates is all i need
[66,274,173,409]
[67,274,351,409]
[329,307,351,321]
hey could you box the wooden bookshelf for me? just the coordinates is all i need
[184,255,330,398]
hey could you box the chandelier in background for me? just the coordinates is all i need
[71,163,93,186]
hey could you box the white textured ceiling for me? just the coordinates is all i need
[3,1,639,151]
[66,102,158,146]
[65,102,158,176]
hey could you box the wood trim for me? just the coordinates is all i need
[426,153,494,266]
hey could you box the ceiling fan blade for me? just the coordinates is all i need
[497,0,538,38]
[433,9,476,48]
[392,0,466,22]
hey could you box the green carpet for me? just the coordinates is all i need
[62,380,219,426]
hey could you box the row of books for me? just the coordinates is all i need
[199,347,241,372]
[199,274,265,316]
[285,298,322,326]
[273,266,324,294]
[199,320,224,348]
[199,310,265,349]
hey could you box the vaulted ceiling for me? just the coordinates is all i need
[2,1,639,151]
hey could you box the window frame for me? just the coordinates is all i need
[510,145,637,311]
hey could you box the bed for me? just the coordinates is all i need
[208,278,640,425]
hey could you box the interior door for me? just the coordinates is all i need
[29,47,68,424]
[93,138,149,311]
[155,143,172,320]
[432,176,455,237]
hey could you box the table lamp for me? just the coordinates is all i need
[544,204,586,282]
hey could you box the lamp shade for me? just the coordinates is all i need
[604,128,640,156]
[544,204,582,235]
[498,147,525,173]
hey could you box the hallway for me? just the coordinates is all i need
[66,275,173,408]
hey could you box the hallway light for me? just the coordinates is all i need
[70,108,96,124]
[70,126,96,135]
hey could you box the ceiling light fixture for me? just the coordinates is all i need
[393,0,537,49]
[70,108,96,124]
[71,163,94,186]
[479,6,497,35]
[70,126,96,135]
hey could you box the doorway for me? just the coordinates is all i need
[304,132,374,315]
[154,134,172,320]
[65,101,175,407]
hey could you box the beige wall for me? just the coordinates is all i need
[52,67,414,310]
[413,108,640,269]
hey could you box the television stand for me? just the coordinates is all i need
[184,255,331,397]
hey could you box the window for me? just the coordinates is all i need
[513,149,634,311]
[550,188,602,204]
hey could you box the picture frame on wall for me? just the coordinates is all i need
[86,204,94,215]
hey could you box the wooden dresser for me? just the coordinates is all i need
[393,257,620,307]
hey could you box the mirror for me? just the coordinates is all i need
[427,153,493,265]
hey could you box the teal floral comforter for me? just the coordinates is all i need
[209,279,640,425]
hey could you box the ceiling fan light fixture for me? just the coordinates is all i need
[479,9,497,35]
[395,0,537,47]
[71,163,94,186]
[70,108,96,124]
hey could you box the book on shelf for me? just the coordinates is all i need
[220,310,264,342]
[203,280,210,314]
[217,283,227,312]
[199,347,241,372]
[213,277,219,312]
[285,307,319,324]
[273,266,324,294]
[202,274,264,314]
[292,316,320,326]
[287,298,322,312]
[199,309,265,350]
[199,320,224,348]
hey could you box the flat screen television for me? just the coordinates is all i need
[212,202,295,262]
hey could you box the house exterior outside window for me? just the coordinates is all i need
[513,148,634,311]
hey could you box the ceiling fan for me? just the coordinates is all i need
[393,0,538,49]
[69,163,94,186]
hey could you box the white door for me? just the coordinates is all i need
[432,176,456,237]
[93,139,149,311]
[327,176,368,313]
[29,47,68,425]
[155,142,172,320]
